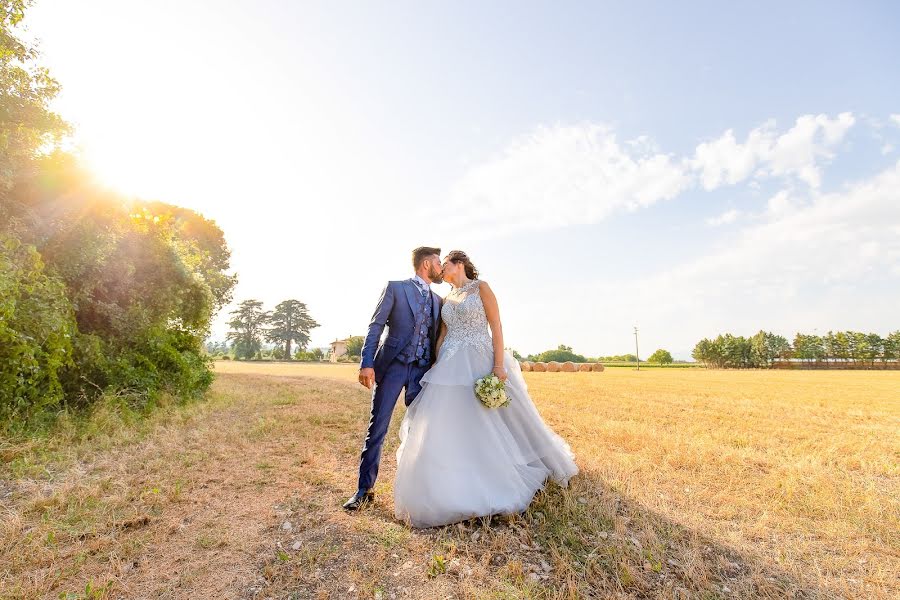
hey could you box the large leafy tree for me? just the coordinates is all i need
[692,338,715,366]
[0,1,236,428]
[792,333,825,364]
[227,300,269,359]
[265,299,319,360]
[750,330,790,367]
[0,0,69,197]
[143,201,236,313]
[647,349,673,364]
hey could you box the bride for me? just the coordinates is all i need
[393,250,579,528]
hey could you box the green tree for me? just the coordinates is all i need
[749,331,790,367]
[535,344,587,363]
[0,0,70,197]
[344,336,365,358]
[833,331,851,363]
[823,331,837,364]
[793,333,825,364]
[294,347,325,361]
[0,3,235,428]
[883,331,900,363]
[227,300,268,359]
[265,299,319,360]
[750,331,769,367]
[647,349,673,364]
[858,332,882,366]
[1,155,235,408]
[0,234,75,427]
[595,354,638,362]
[692,338,715,367]
[694,334,752,368]
[142,202,237,313]
[204,340,228,356]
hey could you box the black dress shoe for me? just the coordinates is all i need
[342,490,375,511]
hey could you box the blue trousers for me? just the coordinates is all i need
[357,358,429,493]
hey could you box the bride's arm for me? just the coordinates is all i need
[479,281,508,381]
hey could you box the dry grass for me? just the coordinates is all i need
[1,361,897,599]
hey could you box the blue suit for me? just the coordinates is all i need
[357,279,442,493]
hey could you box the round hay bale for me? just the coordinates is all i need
[531,362,547,372]
[561,361,576,372]
[519,361,533,372]
[590,362,605,372]
[578,363,592,372]
[547,361,561,372]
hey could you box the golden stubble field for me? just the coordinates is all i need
[2,361,897,599]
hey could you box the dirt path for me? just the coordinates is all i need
[3,374,362,598]
[2,373,530,599]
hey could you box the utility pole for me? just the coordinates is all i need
[634,326,640,371]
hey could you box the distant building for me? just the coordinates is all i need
[329,338,351,362]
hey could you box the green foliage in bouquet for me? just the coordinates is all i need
[474,373,510,409]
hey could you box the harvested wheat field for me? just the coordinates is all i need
[1,363,897,599]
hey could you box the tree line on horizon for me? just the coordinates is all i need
[692,330,900,369]
[517,345,676,365]
[225,299,319,360]
[0,2,235,432]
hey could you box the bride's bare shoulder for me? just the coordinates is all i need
[476,279,495,296]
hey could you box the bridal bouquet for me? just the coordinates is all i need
[474,374,510,409]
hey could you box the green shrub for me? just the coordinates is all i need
[0,236,76,430]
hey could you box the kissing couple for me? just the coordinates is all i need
[343,247,578,528]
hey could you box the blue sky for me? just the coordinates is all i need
[26,1,900,358]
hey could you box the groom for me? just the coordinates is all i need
[342,247,445,511]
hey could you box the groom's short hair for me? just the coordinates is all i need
[412,246,441,270]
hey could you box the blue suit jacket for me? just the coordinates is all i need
[360,279,443,382]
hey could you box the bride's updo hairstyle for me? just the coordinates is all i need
[446,250,479,279]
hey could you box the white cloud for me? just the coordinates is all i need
[691,125,772,190]
[448,113,858,238]
[705,208,742,226]
[883,143,895,155]
[439,112,857,243]
[765,190,796,216]
[573,160,900,353]
[690,113,855,190]
[447,123,692,234]
[703,160,898,286]
[891,114,900,127]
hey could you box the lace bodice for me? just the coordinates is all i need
[439,279,493,362]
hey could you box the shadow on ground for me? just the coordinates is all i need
[243,372,839,599]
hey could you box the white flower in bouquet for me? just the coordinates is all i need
[474,374,510,409]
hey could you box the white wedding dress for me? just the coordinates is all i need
[393,279,579,528]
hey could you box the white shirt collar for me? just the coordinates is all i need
[413,275,430,291]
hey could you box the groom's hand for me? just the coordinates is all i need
[358,368,375,389]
